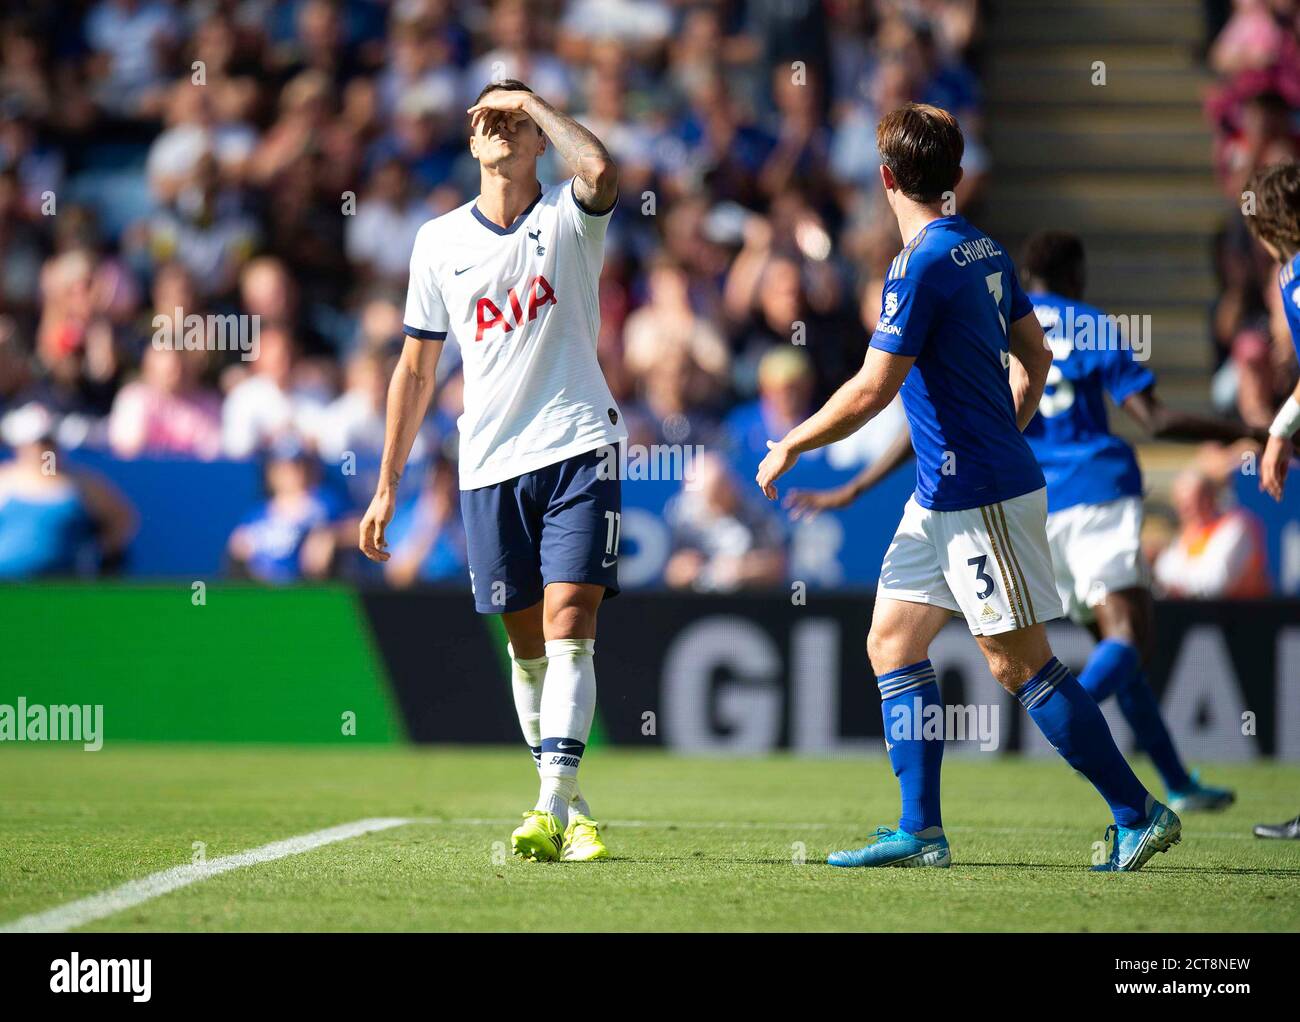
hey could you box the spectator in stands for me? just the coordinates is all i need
[345,157,429,285]
[221,324,329,459]
[625,342,721,449]
[0,167,48,322]
[0,402,136,577]
[664,451,786,592]
[468,0,574,108]
[108,346,222,460]
[725,249,855,400]
[226,436,340,583]
[382,452,466,588]
[316,347,434,506]
[726,346,816,469]
[31,249,122,431]
[1208,0,1300,76]
[140,151,258,298]
[145,81,256,205]
[84,0,181,120]
[685,71,779,207]
[1153,467,1271,597]
[623,255,729,405]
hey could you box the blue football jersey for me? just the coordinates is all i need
[869,215,1045,511]
[1279,252,1300,361]
[1021,291,1155,513]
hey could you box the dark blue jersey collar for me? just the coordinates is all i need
[471,186,543,235]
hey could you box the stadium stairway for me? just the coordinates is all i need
[980,0,1229,497]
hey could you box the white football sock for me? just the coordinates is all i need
[536,638,597,828]
[507,643,547,769]
[511,643,591,816]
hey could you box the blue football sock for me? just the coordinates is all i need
[1019,657,1152,828]
[1117,671,1193,793]
[877,660,944,835]
[1077,637,1140,703]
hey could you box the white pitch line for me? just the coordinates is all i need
[0,817,413,934]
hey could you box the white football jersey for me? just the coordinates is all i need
[403,178,627,490]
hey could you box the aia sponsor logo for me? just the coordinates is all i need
[475,274,557,341]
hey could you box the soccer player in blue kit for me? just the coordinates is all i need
[1244,160,1300,840]
[1246,161,1300,504]
[790,230,1264,813]
[756,104,1180,871]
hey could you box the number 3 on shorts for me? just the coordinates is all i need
[967,554,995,600]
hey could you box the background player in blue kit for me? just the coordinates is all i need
[757,103,1180,872]
[1244,160,1300,841]
[1245,161,1300,504]
[790,230,1265,812]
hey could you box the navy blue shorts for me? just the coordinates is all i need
[460,445,622,614]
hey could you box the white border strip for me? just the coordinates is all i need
[1,817,412,934]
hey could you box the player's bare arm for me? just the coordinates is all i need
[1120,386,1269,445]
[1007,310,1051,430]
[467,89,619,211]
[756,347,914,500]
[360,335,443,562]
[1261,380,1300,501]
[785,424,915,519]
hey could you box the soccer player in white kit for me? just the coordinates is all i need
[359,80,626,862]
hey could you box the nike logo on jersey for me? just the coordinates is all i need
[475,274,558,342]
[455,265,474,275]
[601,557,617,568]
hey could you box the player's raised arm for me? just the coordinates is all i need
[1007,310,1052,430]
[360,335,442,562]
[468,89,618,212]
[756,347,913,500]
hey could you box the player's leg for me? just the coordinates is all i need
[502,599,547,769]
[1060,499,1150,704]
[502,596,601,825]
[974,622,1178,870]
[867,599,951,843]
[531,446,621,861]
[534,581,601,822]
[460,476,569,861]
[1092,587,1235,811]
[828,497,956,868]
[958,489,1178,870]
[1064,498,1233,810]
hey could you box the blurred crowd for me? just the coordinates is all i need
[1204,0,1300,429]
[0,1,1281,599]
[0,0,986,586]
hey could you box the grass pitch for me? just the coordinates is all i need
[1,745,1297,932]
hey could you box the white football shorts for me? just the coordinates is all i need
[877,486,1064,636]
[1045,495,1147,624]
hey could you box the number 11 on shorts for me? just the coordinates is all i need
[604,510,621,556]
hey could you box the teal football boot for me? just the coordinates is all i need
[827,826,951,868]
